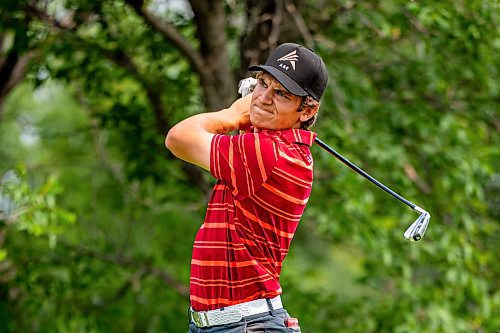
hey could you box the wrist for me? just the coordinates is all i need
[228,95,252,131]
[201,110,240,134]
[223,108,246,130]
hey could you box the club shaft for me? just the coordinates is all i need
[315,137,416,210]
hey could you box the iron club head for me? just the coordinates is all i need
[404,209,430,241]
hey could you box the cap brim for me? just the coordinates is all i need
[248,65,308,97]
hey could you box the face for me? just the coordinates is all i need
[250,73,312,131]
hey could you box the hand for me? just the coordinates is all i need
[227,94,252,131]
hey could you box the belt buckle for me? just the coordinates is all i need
[190,309,209,327]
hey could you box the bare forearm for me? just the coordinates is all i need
[165,95,251,170]
[164,112,224,170]
[184,109,241,135]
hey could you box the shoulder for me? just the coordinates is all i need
[210,132,280,198]
[240,131,278,152]
[228,131,279,169]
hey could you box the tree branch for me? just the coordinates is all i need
[124,0,207,81]
[24,4,76,31]
[283,0,314,48]
[23,5,209,191]
[268,0,284,50]
[0,50,39,117]
[24,5,170,135]
[403,162,433,195]
[96,45,170,135]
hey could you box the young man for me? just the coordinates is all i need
[166,43,328,332]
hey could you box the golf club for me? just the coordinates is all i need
[314,138,430,241]
[238,77,430,241]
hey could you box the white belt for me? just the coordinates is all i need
[190,295,283,328]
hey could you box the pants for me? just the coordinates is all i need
[188,308,301,333]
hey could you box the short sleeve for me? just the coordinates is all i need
[210,132,279,200]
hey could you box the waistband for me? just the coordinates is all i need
[190,295,283,328]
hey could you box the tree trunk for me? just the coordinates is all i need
[189,0,237,110]
[0,38,38,117]
[237,0,308,79]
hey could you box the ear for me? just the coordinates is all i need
[299,105,319,122]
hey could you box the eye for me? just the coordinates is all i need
[257,78,268,88]
[276,90,291,99]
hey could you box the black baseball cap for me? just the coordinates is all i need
[248,43,328,101]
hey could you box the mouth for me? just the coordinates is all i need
[252,104,274,115]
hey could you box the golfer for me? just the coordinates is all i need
[166,43,328,332]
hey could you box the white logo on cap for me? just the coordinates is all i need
[277,50,298,70]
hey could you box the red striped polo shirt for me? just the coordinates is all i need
[190,128,316,311]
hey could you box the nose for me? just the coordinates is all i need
[259,85,274,105]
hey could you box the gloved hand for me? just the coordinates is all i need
[238,77,257,97]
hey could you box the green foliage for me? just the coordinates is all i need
[0,166,76,246]
[0,0,498,332]
[0,81,201,332]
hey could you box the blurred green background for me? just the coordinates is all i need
[0,1,498,332]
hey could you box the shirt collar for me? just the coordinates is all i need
[280,128,317,146]
[251,128,317,146]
